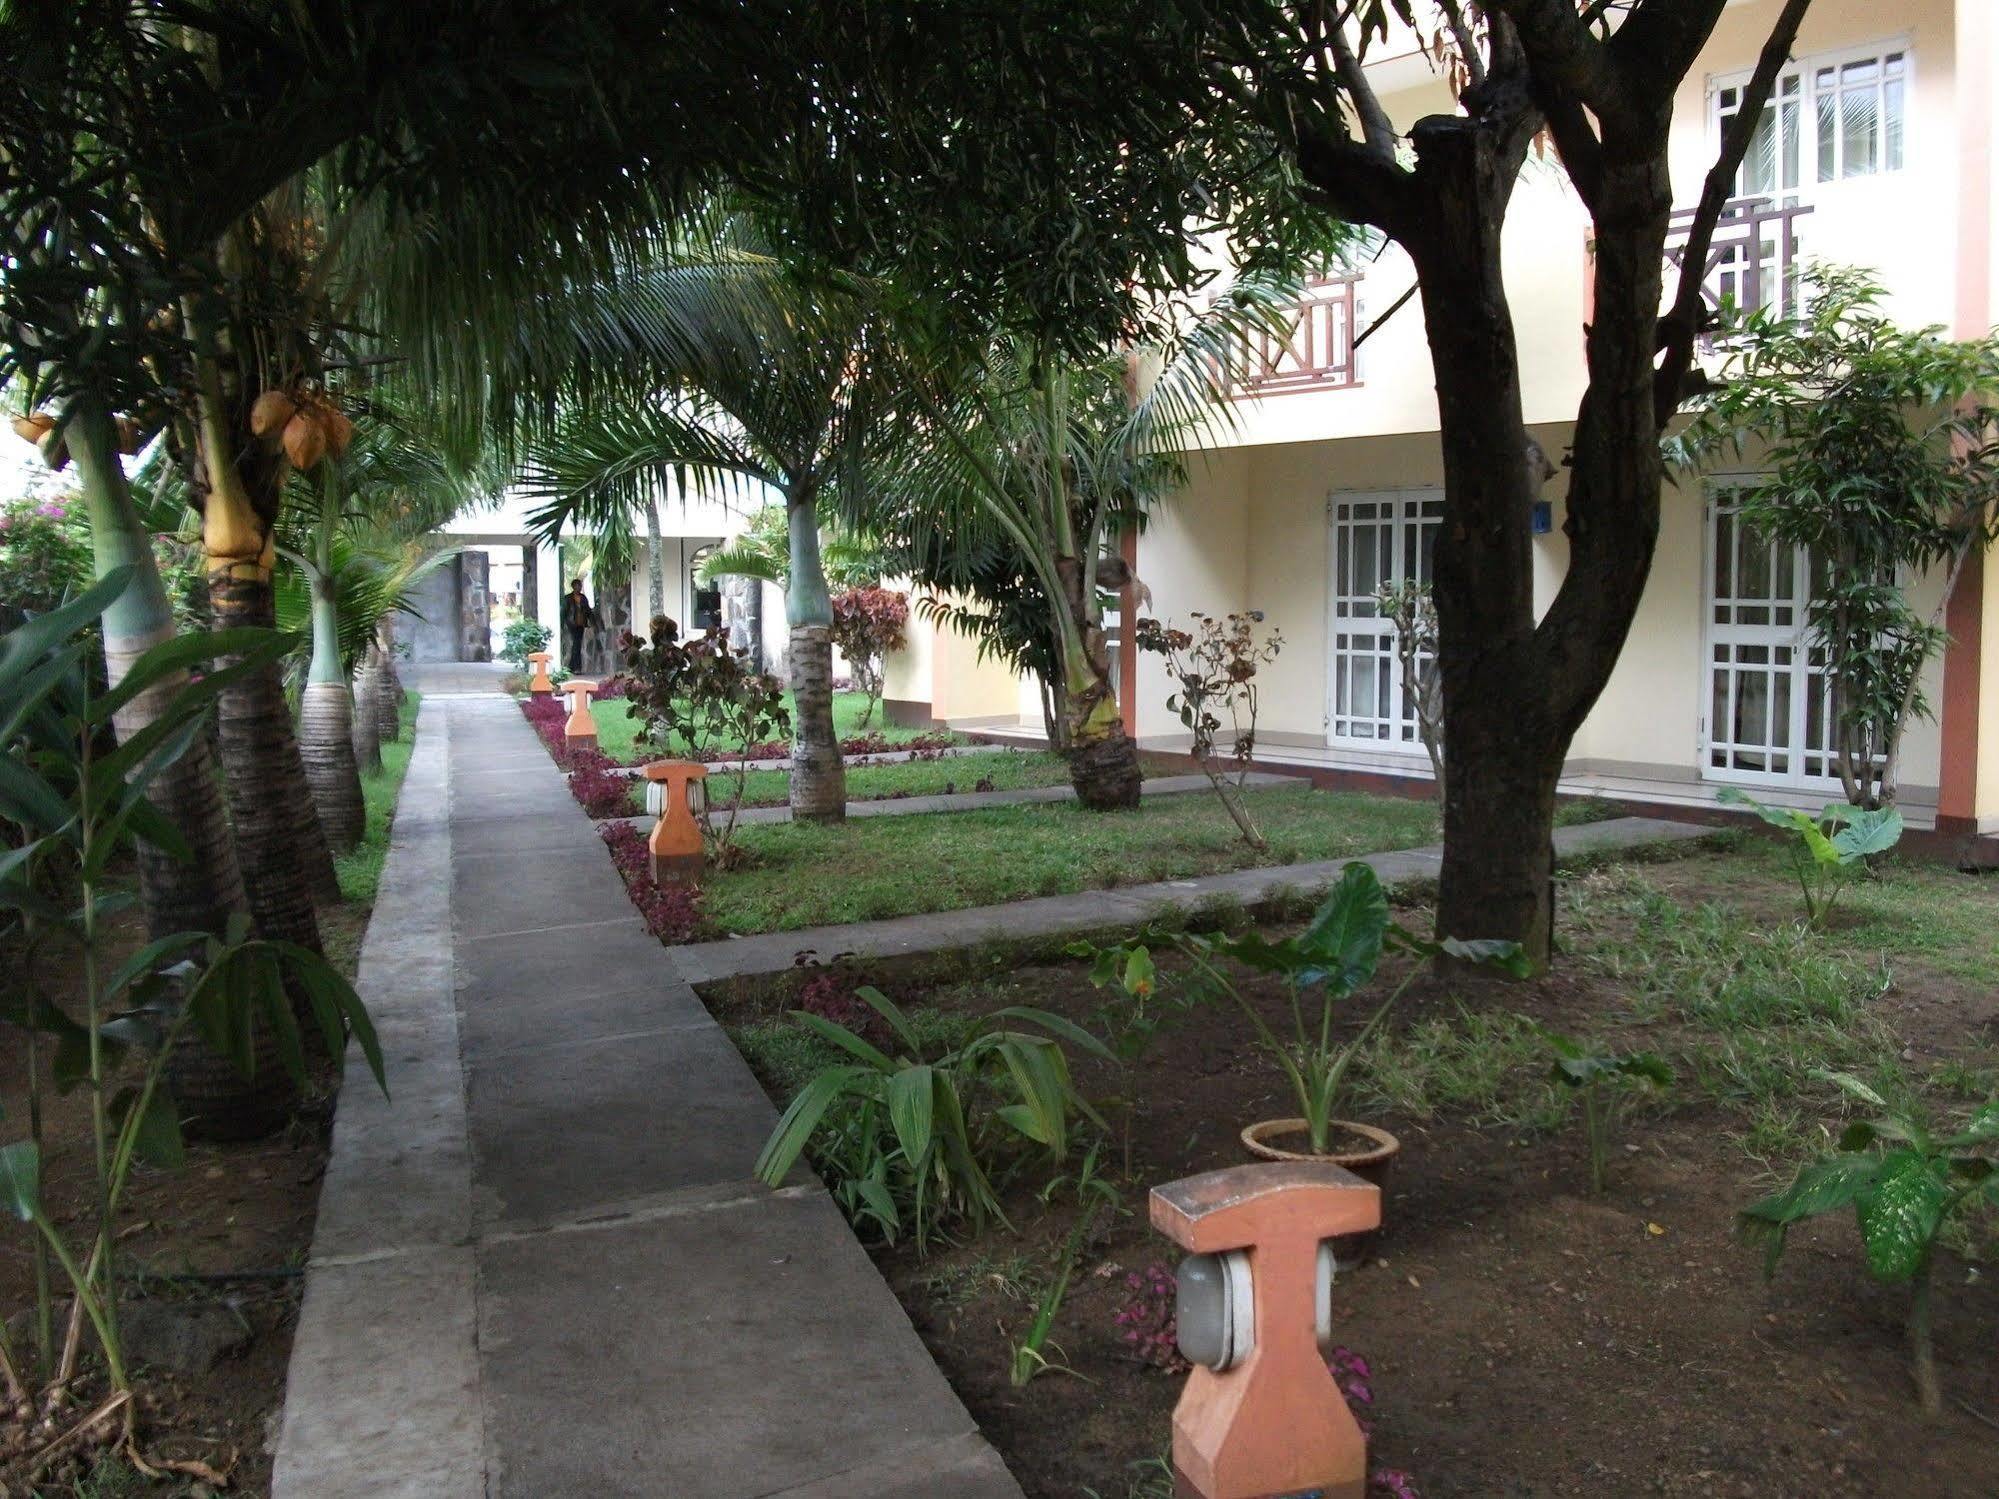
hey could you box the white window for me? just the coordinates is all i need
[1715,44,1907,197]
[1327,490,1440,746]
[1703,486,1841,787]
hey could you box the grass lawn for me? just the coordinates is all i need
[332,688,421,908]
[628,748,1078,814]
[590,689,961,765]
[698,784,1440,933]
[717,836,1999,1498]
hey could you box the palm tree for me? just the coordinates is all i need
[885,282,1294,808]
[700,503,887,593]
[277,406,463,849]
[521,244,899,823]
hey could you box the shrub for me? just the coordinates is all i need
[500,616,553,670]
[1716,786,1903,928]
[0,492,92,623]
[1133,611,1283,848]
[829,586,909,728]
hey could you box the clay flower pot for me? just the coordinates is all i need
[1241,1118,1399,1269]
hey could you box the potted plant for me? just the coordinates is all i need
[1178,863,1527,1180]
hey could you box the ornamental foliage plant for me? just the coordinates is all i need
[1716,786,1903,929]
[620,614,789,865]
[752,986,1112,1251]
[1740,1072,1998,1417]
[1133,611,1283,848]
[1172,863,1528,1155]
[1540,1030,1673,1194]
[500,617,552,670]
[828,586,909,728]
[1671,267,1999,808]
[0,571,383,1465]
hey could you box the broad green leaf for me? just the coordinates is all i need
[1941,1100,1999,1150]
[992,1005,1116,1062]
[1716,785,1807,830]
[86,627,289,727]
[885,1064,936,1167]
[1817,1070,1891,1112]
[97,934,205,1009]
[1615,1053,1674,1087]
[1294,862,1389,996]
[0,1140,40,1220]
[1741,1152,1881,1228]
[1830,806,1903,862]
[0,569,131,687]
[1854,1150,1950,1282]
[0,755,71,835]
[1438,937,1532,975]
[113,1085,186,1170]
[789,1010,896,1072]
[0,640,89,747]
[753,1065,865,1185]
[854,985,922,1056]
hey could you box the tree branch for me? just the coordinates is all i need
[1653,0,1813,421]
[1326,17,1397,158]
[1435,0,1487,91]
[1489,0,1631,128]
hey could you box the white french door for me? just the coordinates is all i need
[1327,490,1441,747]
[1703,486,1840,787]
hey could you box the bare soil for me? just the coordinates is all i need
[0,896,368,1496]
[715,858,1999,1499]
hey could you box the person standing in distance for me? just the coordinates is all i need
[562,577,602,672]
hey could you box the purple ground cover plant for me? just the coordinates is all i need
[1112,1263,1187,1373]
[598,821,704,943]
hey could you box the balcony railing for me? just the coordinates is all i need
[1664,195,1814,327]
[1219,273,1362,399]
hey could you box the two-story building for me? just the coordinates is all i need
[883,0,1999,843]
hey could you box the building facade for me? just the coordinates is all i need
[886,0,1999,840]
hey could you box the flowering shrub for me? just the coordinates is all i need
[1112,1263,1187,1372]
[598,821,705,943]
[0,494,92,620]
[828,587,909,727]
[1133,611,1283,849]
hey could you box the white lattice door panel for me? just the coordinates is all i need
[1327,491,1441,748]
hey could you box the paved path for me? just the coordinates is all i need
[670,815,1715,986]
[275,695,1022,1499]
[615,770,1306,829]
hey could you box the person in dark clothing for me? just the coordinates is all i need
[562,578,602,672]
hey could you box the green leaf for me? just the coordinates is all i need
[789,1011,895,1072]
[0,755,71,835]
[1830,806,1903,862]
[853,985,922,1056]
[1437,937,1531,975]
[114,1086,185,1170]
[97,934,205,1010]
[885,1064,936,1168]
[1941,1100,1999,1150]
[1854,1150,1950,1282]
[0,1140,40,1221]
[0,640,89,748]
[991,1005,1116,1062]
[753,1065,866,1185]
[86,627,290,727]
[0,569,131,688]
[1742,1152,1881,1228]
[1294,862,1389,995]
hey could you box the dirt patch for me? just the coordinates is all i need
[713,861,1999,1499]
[1,898,368,1494]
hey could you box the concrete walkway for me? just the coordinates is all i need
[275,695,1022,1498]
[670,814,1715,986]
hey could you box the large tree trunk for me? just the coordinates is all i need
[786,492,847,822]
[376,617,402,742]
[209,567,328,952]
[69,401,248,940]
[298,567,366,853]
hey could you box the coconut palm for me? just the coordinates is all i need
[700,503,887,592]
[882,280,1297,808]
[520,244,901,823]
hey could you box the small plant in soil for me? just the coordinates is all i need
[1067,937,1205,1171]
[1739,1071,1998,1417]
[0,572,384,1474]
[1541,1030,1673,1194]
[1112,1263,1187,1373]
[752,986,1112,1250]
[1008,1204,1102,1388]
[1132,611,1282,849]
[1715,787,1903,929]
[1168,863,1527,1154]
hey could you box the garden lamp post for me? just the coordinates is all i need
[1151,1161,1380,1499]
[527,650,554,698]
[643,760,708,884]
[562,679,599,754]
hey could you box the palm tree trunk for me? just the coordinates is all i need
[644,497,667,619]
[298,564,366,853]
[352,645,384,775]
[209,567,331,948]
[1052,558,1139,810]
[785,492,846,822]
[375,617,403,740]
[67,399,247,939]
